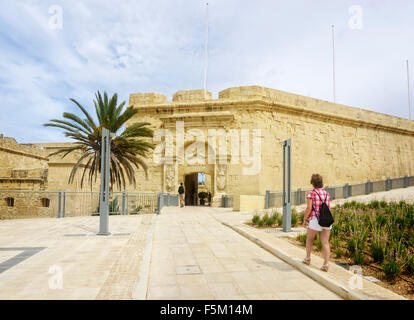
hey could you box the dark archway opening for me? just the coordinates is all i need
[184,173,198,206]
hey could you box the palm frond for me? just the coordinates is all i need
[44,90,155,190]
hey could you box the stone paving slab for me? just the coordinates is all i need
[212,209,406,300]
[147,206,342,300]
[0,215,148,299]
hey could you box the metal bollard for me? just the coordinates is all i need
[385,178,392,191]
[58,191,63,218]
[403,175,409,188]
[365,181,371,195]
[265,190,270,209]
[343,183,349,199]
[122,191,127,215]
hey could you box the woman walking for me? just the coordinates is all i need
[302,174,332,272]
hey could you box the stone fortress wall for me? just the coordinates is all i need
[1,85,414,212]
[127,86,414,210]
[0,136,49,190]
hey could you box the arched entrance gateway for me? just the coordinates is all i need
[182,168,214,206]
[159,119,232,207]
[177,144,217,206]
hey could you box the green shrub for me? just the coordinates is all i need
[299,211,305,224]
[352,249,365,265]
[332,237,341,249]
[404,255,414,274]
[375,213,387,227]
[271,212,280,221]
[398,200,407,208]
[347,237,356,254]
[368,200,380,209]
[262,213,270,224]
[315,237,322,250]
[265,214,276,226]
[371,236,386,263]
[379,200,388,208]
[296,233,307,245]
[131,205,142,214]
[335,248,343,258]
[110,198,120,215]
[386,240,407,259]
[291,209,298,227]
[257,219,265,227]
[357,203,367,210]
[331,224,340,237]
[383,258,402,279]
[347,233,366,255]
[277,216,283,227]
[252,214,260,225]
[95,197,121,215]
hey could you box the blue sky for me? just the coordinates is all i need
[1,0,414,143]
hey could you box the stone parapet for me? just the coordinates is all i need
[172,89,212,102]
[0,136,48,160]
[218,86,414,134]
[129,92,168,105]
[129,86,414,135]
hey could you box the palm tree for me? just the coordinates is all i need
[44,91,155,190]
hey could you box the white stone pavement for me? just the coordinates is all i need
[0,207,343,300]
[0,215,146,299]
[147,206,341,300]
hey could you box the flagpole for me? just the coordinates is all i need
[331,24,336,103]
[203,2,209,100]
[407,60,412,120]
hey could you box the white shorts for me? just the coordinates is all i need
[308,218,332,231]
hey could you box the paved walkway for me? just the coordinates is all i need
[0,215,148,299]
[0,207,345,300]
[213,209,405,300]
[147,206,341,300]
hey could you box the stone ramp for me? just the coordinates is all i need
[212,210,406,300]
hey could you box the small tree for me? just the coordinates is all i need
[44,91,155,190]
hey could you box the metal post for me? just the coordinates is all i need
[365,181,371,195]
[407,60,412,120]
[343,183,349,198]
[98,128,111,235]
[404,175,409,188]
[58,191,63,218]
[122,191,127,215]
[62,191,66,218]
[330,187,336,200]
[332,24,336,103]
[156,192,163,214]
[203,2,209,99]
[386,178,392,191]
[265,190,270,209]
[296,188,302,205]
[282,139,292,232]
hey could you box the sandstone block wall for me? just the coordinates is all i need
[127,85,414,206]
[3,85,414,212]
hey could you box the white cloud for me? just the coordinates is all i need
[0,0,414,143]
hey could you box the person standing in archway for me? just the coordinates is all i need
[178,182,185,207]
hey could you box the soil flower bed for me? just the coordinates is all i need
[250,200,414,299]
